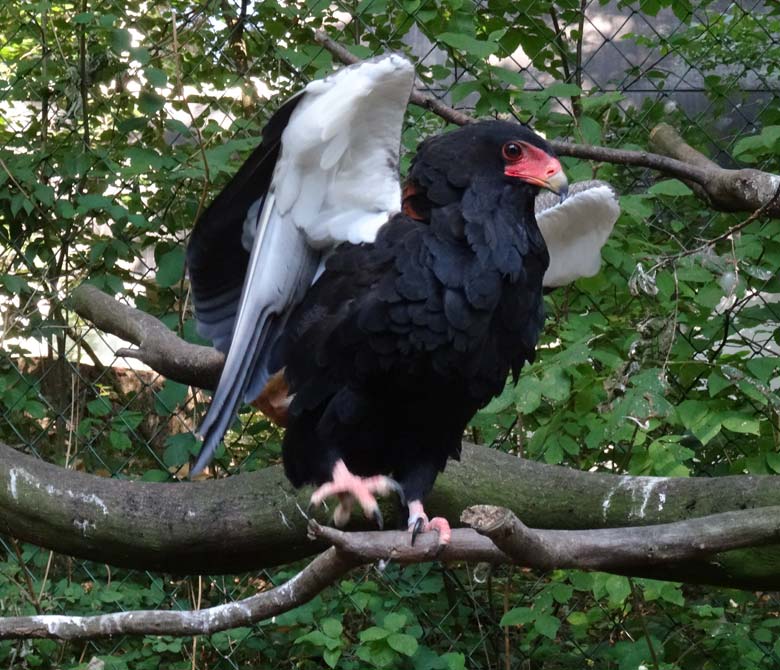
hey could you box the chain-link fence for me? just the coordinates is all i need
[2,0,780,667]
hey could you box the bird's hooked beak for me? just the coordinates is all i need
[504,142,569,203]
[544,169,569,203]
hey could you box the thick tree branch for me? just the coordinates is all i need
[5,438,780,589]
[6,506,780,641]
[313,30,780,217]
[649,122,780,217]
[69,284,223,389]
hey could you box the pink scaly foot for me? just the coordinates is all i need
[407,500,452,548]
[309,460,403,529]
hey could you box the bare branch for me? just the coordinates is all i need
[463,504,780,572]
[308,520,510,564]
[5,506,780,641]
[313,30,780,217]
[69,283,223,389]
[0,548,359,641]
[649,122,780,218]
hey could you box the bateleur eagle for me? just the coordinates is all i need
[187,55,618,542]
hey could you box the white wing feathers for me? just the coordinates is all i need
[247,54,415,251]
[192,56,415,473]
[536,181,620,287]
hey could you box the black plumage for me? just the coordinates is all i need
[276,120,552,509]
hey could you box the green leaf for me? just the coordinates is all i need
[55,199,76,219]
[323,649,341,668]
[746,357,780,383]
[156,247,184,287]
[733,134,765,159]
[620,194,653,222]
[437,32,499,58]
[605,575,631,606]
[33,183,54,206]
[109,430,132,451]
[658,582,685,606]
[294,630,329,647]
[767,452,780,474]
[677,400,722,445]
[141,469,171,482]
[539,367,570,402]
[733,126,780,159]
[721,414,760,435]
[387,633,418,656]
[360,626,390,641]
[551,583,574,603]
[139,90,166,115]
[154,380,188,414]
[382,612,406,632]
[163,433,198,467]
[648,179,693,196]
[1,274,30,294]
[442,653,466,670]
[77,193,113,213]
[110,28,131,54]
[544,82,582,98]
[544,439,564,464]
[491,66,525,89]
[145,66,168,88]
[579,115,602,145]
[321,618,342,638]
[24,400,47,419]
[581,90,624,112]
[99,589,123,603]
[567,611,589,626]
[356,642,396,668]
[500,607,534,626]
[449,80,484,104]
[533,613,561,639]
[87,397,112,417]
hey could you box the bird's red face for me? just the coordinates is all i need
[502,141,568,197]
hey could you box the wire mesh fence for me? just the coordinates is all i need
[2,0,780,667]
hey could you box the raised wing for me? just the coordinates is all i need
[536,180,619,287]
[189,55,416,474]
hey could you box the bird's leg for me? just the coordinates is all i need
[407,499,451,547]
[332,493,353,528]
[309,460,403,529]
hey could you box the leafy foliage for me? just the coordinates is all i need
[2,0,780,668]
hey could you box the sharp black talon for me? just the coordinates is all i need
[411,517,425,545]
[388,479,406,505]
[372,508,384,530]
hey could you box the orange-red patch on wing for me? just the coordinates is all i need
[401,180,427,221]
[252,370,291,427]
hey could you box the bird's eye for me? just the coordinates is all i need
[502,142,523,161]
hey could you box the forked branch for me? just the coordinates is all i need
[4,506,780,640]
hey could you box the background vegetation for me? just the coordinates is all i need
[1,0,780,667]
